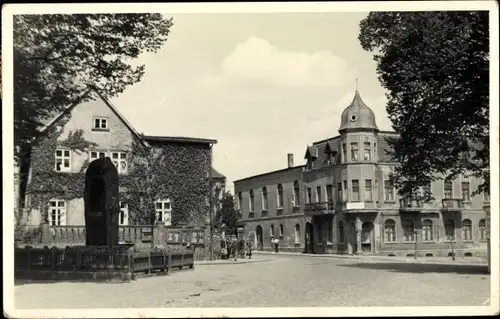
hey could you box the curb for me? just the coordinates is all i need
[253,251,488,267]
[194,259,272,266]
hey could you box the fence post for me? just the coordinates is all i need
[41,223,51,245]
[50,246,57,271]
[154,222,165,248]
[168,253,172,275]
[26,246,32,270]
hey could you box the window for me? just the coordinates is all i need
[326,184,333,203]
[316,186,322,202]
[343,180,348,201]
[155,199,172,225]
[462,219,472,241]
[338,222,345,243]
[279,224,284,237]
[54,149,71,172]
[111,152,128,174]
[402,219,415,242]
[351,142,359,161]
[444,180,453,199]
[93,117,108,130]
[119,201,129,226]
[249,190,255,212]
[277,184,284,209]
[364,179,373,201]
[262,187,268,210]
[363,142,371,161]
[237,192,242,209]
[48,199,66,226]
[337,182,342,202]
[342,143,347,162]
[373,143,377,161]
[328,151,337,165]
[294,224,300,244]
[270,224,274,237]
[445,219,455,241]
[384,219,396,242]
[422,219,433,242]
[292,181,300,207]
[484,189,490,202]
[351,180,360,201]
[384,180,395,201]
[90,151,107,162]
[461,182,470,201]
[479,219,486,240]
[306,159,313,170]
[306,187,312,204]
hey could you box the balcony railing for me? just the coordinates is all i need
[304,201,335,215]
[399,198,423,211]
[442,198,465,211]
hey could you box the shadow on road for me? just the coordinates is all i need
[339,262,489,275]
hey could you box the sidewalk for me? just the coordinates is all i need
[195,255,271,266]
[253,251,488,266]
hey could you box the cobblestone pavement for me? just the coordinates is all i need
[14,255,490,309]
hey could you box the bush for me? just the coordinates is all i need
[15,224,42,245]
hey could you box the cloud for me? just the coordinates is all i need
[199,36,348,88]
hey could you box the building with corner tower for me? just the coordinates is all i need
[235,89,489,257]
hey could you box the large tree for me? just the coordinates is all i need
[359,11,489,197]
[13,14,173,162]
[214,191,242,236]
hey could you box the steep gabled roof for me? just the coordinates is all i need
[304,146,318,159]
[211,168,226,180]
[39,87,146,146]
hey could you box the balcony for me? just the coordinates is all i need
[399,198,423,212]
[441,198,464,212]
[304,201,335,216]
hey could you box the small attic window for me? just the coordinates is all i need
[350,115,357,122]
[93,117,109,130]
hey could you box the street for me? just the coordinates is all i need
[15,254,490,308]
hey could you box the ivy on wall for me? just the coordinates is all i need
[121,140,211,227]
[26,115,98,222]
[27,116,212,227]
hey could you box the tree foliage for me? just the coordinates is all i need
[13,14,173,161]
[214,191,242,235]
[359,11,489,197]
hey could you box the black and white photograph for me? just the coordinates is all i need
[2,1,499,318]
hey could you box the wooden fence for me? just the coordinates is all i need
[16,224,207,248]
[15,245,194,280]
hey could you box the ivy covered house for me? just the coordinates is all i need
[19,87,222,228]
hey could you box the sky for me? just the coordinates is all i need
[110,12,395,193]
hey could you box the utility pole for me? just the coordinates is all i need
[414,230,418,260]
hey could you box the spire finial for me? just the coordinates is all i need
[355,77,359,91]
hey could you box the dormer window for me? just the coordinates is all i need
[93,117,109,130]
[306,158,313,170]
[327,151,337,166]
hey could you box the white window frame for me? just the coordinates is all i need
[421,219,434,242]
[111,152,128,174]
[351,142,359,161]
[383,219,396,243]
[155,199,172,226]
[249,190,255,212]
[292,181,300,207]
[462,219,473,242]
[364,179,373,201]
[93,117,109,130]
[54,149,71,172]
[119,201,129,226]
[461,181,471,202]
[294,224,300,244]
[384,179,395,202]
[262,187,268,211]
[444,180,453,199]
[279,224,284,237]
[277,184,284,209]
[89,151,107,162]
[316,186,322,203]
[363,142,371,161]
[48,199,66,226]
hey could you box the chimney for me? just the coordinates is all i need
[287,153,294,168]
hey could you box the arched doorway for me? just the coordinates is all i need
[255,225,263,251]
[361,221,374,253]
[305,222,315,254]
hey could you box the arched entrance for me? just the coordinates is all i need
[255,225,264,251]
[305,222,315,254]
[361,221,374,253]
